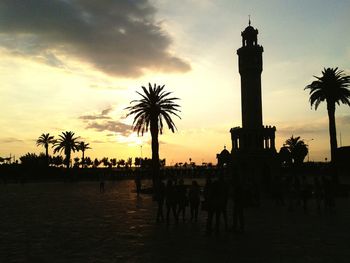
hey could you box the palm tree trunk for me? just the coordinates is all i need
[45,144,49,167]
[82,151,85,168]
[66,151,71,169]
[150,118,160,187]
[327,101,338,162]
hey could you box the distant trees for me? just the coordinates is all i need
[110,158,117,167]
[284,136,308,165]
[305,67,350,162]
[78,142,91,168]
[51,155,64,167]
[36,133,55,166]
[126,83,181,186]
[20,153,47,168]
[101,157,110,167]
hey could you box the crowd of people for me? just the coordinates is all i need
[271,174,336,214]
[133,171,338,235]
[151,175,245,235]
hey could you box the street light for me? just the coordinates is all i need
[306,138,314,162]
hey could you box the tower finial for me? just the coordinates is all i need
[248,15,251,26]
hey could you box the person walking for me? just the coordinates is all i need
[165,179,178,224]
[215,175,229,232]
[189,180,201,222]
[176,179,188,222]
[204,177,215,235]
[156,180,166,222]
[232,180,245,233]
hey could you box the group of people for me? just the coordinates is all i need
[272,174,336,213]
[153,175,245,235]
[155,178,201,224]
[137,170,337,236]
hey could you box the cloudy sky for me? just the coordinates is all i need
[1,0,349,164]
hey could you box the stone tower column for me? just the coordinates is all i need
[237,23,264,130]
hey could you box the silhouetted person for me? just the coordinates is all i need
[313,176,323,212]
[215,176,229,232]
[176,179,188,222]
[273,175,284,206]
[189,180,200,222]
[300,175,309,213]
[156,181,165,222]
[165,179,178,224]
[287,175,300,211]
[204,177,215,234]
[323,175,335,213]
[135,173,142,196]
[294,175,301,206]
[232,181,244,233]
[99,173,105,193]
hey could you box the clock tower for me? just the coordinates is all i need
[230,21,277,184]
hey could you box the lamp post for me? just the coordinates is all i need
[306,138,314,162]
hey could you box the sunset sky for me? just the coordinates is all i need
[1,0,349,164]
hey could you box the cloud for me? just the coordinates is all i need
[277,123,328,136]
[79,106,132,136]
[89,84,123,90]
[338,115,350,126]
[86,120,132,136]
[91,140,107,144]
[0,138,24,143]
[0,0,190,77]
[79,107,112,120]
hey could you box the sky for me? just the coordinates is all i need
[0,0,350,164]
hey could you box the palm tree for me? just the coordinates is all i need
[305,67,350,162]
[78,141,91,168]
[53,131,80,168]
[126,83,181,184]
[284,136,308,165]
[36,133,55,166]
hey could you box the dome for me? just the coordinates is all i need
[241,23,258,47]
[243,25,256,33]
[242,25,258,38]
[220,146,230,156]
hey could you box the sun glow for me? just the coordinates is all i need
[117,132,150,147]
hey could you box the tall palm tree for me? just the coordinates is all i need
[36,133,55,166]
[126,83,181,184]
[53,131,80,168]
[284,136,308,165]
[305,67,350,162]
[78,141,91,168]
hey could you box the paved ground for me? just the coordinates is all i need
[0,180,350,263]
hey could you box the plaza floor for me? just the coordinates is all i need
[0,180,349,263]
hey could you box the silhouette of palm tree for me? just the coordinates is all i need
[78,142,91,168]
[36,133,55,166]
[126,83,181,184]
[53,131,80,168]
[305,68,350,162]
[284,136,308,165]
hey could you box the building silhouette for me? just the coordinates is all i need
[216,146,231,168]
[230,21,277,184]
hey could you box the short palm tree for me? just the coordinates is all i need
[78,141,91,168]
[53,131,80,168]
[305,67,350,162]
[284,136,308,165]
[126,83,181,184]
[36,133,55,166]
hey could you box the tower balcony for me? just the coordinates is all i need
[230,125,276,153]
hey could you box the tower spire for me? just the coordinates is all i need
[248,15,251,26]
